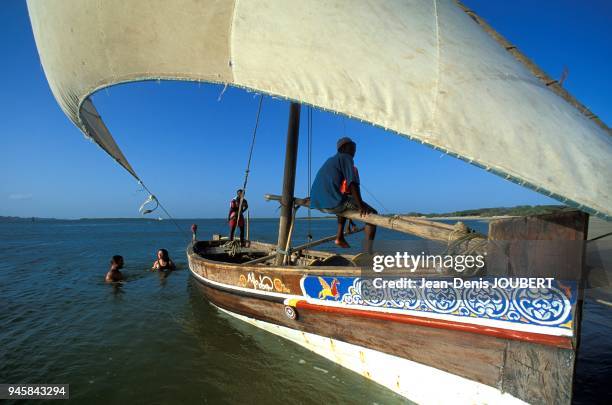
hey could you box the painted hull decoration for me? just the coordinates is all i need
[301,276,576,335]
[26,0,604,403]
[188,211,588,405]
[239,271,291,293]
[26,2,599,402]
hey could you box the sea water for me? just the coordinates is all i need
[0,218,609,404]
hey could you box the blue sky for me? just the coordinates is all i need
[1,1,610,219]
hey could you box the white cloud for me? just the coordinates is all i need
[8,193,33,200]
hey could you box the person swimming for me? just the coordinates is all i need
[105,255,124,282]
[152,248,176,271]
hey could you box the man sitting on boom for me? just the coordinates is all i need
[310,137,377,252]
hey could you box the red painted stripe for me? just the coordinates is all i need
[294,300,573,349]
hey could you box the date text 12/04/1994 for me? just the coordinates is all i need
[0,384,69,399]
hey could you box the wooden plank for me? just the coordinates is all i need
[488,211,588,405]
[295,304,506,388]
[193,280,506,388]
[265,194,487,252]
[502,341,575,405]
[487,210,588,279]
[189,252,304,294]
[293,300,571,349]
[189,211,590,403]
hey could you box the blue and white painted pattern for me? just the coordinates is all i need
[301,276,575,332]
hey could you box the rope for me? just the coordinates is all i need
[443,221,487,259]
[138,194,159,215]
[283,205,300,265]
[588,231,612,242]
[446,231,487,255]
[361,184,391,214]
[138,181,189,239]
[307,106,313,242]
[231,94,264,240]
[223,239,242,257]
[442,225,487,276]
[217,83,228,101]
[225,95,264,256]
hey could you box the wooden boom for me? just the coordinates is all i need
[264,194,487,253]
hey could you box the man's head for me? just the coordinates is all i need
[111,255,124,269]
[337,137,356,157]
[236,189,243,197]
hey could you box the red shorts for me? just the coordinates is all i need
[229,216,245,228]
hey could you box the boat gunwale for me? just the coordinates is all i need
[188,265,574,351]
[187,240,577,346]
[188,240,367,276]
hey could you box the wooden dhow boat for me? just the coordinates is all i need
[27,0,611,403]
[186,185,589,405]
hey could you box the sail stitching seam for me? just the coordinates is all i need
[73,78,609,220]
[432,0,441,132]
[96,0,116,83]
[228,0,239,81]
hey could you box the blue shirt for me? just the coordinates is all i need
[310,152,359,210]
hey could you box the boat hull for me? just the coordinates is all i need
[215,301,526,404]
[188,254,574,403]
[187,211,587,404]
[191,272,530,404]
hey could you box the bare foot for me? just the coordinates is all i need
[335,239,350,248]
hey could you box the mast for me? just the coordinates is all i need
[275,102,301,265]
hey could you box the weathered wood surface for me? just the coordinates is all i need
[189,241,365,296]
[502,341,575,405]
[189,211,589,404]
[487,210,588,280]
[275,103,301,265]
[489,211,587,405]
[191,241,454,281]
[244,227,364,265]
[193,280,506,388]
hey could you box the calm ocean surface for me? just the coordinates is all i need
[0,218,609,404]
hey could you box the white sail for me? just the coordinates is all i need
[26,0,611,219]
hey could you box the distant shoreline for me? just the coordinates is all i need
[425,215,517,221]
[0,204,569,222]
[297,215,515,221]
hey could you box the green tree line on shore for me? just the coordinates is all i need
[403,204,568,218]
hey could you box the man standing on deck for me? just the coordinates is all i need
[228,189,248,245]
[310,137,377,252]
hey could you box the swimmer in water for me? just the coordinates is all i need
[152,249,176,271]
[105,255,124,282]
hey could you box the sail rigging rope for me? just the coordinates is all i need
[361,184,390,214]
[307,106,313,242]
[588,231,612,242]
[139,194,159,215]
[445,230,487,255]
[225,94,264,254]
[138,181,190,239]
